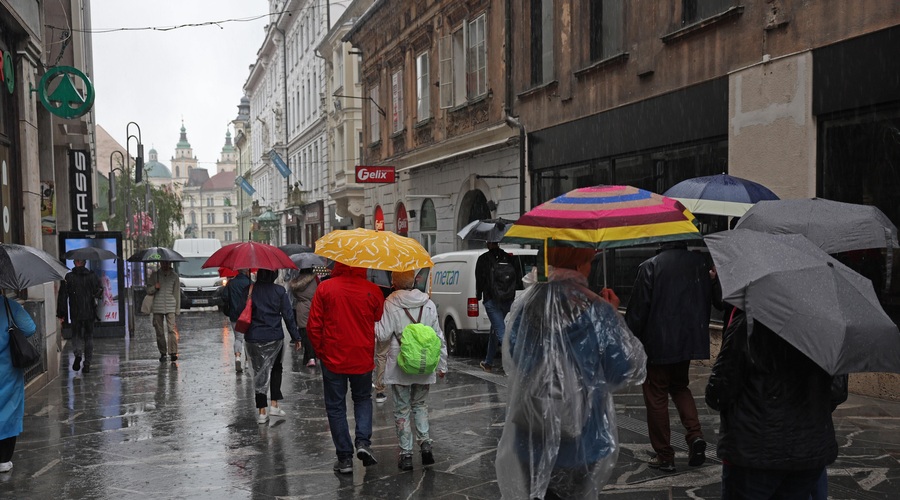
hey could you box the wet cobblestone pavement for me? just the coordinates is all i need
[2,310,899,499]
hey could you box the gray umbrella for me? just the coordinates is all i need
[705,229,900,375]
[0,243,69,290]
[457,218,516,243]
[65,247,118,261]
[290,252,326,270]
[127,247,186,262]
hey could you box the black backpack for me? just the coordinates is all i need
[490,257,517,302]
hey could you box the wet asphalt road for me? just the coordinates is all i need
[1,310,899,499]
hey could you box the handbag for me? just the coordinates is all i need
[234,284,254,334]
[5,298,40,368]
[141,293,154,315]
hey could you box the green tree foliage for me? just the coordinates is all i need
[108,163,183,247]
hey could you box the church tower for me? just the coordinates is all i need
[170,122,198,188]
[216,130,237,174]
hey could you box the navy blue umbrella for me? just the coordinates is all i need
[663,173,779,217]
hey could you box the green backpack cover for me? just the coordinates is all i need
[395,307,442,375]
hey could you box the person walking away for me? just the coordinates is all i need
[706,311,844,499]
[288,267,318,368]
[374,270,448,471]
[146,261,181,362]
[368,270,393,403]
[0,292,37,473]
[245,269,302,424]
[56,259,102,373]
[475,240,521,372]
[625,242,713,472]
[225,269,252,372]
[307,262,385,474]
[496,247,647,499]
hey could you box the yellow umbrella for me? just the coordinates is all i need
[314,228,433,271]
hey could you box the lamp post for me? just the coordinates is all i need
[108,149,133,336]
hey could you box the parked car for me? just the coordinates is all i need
[173,238,224,309]
[429,248,538,355]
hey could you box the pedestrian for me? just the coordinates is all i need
[56,259,102,374]
[288,267,318,367]
[0,292,37,473]
[307,262,385,474]
[625,241,713,472]
[225,268,252,372]
[369,269,393,404]
[475,240,521,372]
[374,270,448,471]
[706,311,844,499]
[245,268,302,424]
[146,261,182,362]
[496,247,647,499]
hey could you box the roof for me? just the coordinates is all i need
[145,148,172,178]
[177,124,191,149]
[202,170,237,191]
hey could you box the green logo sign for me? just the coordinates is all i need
[38,66,95,118]
[1,51,13,94]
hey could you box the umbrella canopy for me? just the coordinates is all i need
[278,243,314,256]
[64,247,118,261]
[314,228,433,272]
[202,241,297,271]
[705,229,900,375]
[290,252,327,270]
[502,185,701,249]
[457,218,516,243]
[734,198,899,254]
[0,244,69,290]
[127,247,185,262]
[663,173,780,217]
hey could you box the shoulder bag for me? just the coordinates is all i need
[5,298,40,368]
[234,284,254,334]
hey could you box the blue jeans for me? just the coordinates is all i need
[321,364,374,460]
[483,299,512,366]
[722,463,824,499]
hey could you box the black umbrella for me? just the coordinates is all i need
[278,244,314,256]
[65,247,118,261]
[127,247,186,262]
[0,243,69,290]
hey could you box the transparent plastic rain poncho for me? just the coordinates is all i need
[245,339,284,395]
[496,268,647,500]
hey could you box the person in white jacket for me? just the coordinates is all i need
[374,270,448,472]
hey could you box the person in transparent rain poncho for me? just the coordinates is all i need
[496,247,647,500]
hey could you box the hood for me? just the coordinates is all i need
[386,288,431,309]
[292,273,317,289]
[331,262,368,279]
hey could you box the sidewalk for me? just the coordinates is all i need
[1,310,898,499]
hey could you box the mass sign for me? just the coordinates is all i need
[39,66,95,118]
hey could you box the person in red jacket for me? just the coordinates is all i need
[307,262,385,474]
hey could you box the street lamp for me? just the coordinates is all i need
[108,150,130,239]
[333,94,386,116]
[127,122,144,184]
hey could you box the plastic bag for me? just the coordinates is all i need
[245,339,284,395]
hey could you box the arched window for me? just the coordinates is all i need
[419,199,437,253]
[458,190,491,250]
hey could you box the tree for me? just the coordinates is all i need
[108,163,183,247]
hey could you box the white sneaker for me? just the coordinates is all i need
[0,462,12,473]
[256,412,269,424]
[375,392,387,403]
[235,358,243,373]
[268,406,286,417]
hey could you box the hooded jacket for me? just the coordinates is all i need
[225,272,252,323]
[289,272,317,329]
[375,288,448,385]
[57,265,102,322]
[146,267,181,314]
[307,262,385,374]
[246,269,300,344]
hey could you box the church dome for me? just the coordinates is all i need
[145,148,172,178]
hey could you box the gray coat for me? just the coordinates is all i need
[146,268,181,314]
[289,273,317,329]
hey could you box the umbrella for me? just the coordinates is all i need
[314,228,433,272]
[202,241,297,271]
[278,244,314,256]
[457,218,516,243]
[291,252,327,270]
[0,244,69,290]
[64,247,118,261]
[734,198,899,254]
[663,173,779,217]
[705,229,900,375]
[127,247,186,262]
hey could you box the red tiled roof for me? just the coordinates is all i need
[203,170,237,191]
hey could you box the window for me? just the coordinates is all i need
[531,0,554,85]
[190,211,196,225]
[224,231,233,242]
[440,14,488,108]
[207,231,216,239]
[391,69,404,133]
[416,52,431,121]
[369,85,381,143]
[334,47,344,89]
[206,197,214,207]
[683,0,732,25]
[467,15,487,99]
[589,0,624,62]
[419,199,437,254]
[207,213,214,224]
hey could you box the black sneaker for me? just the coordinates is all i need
[420,441,435,466]
[159,355,167,363]
[72,356,82,371]
[648,456,676,473]
[82,361,91,374]
[356,446,377,467]
[332,458,353,474]
[398,454,413,471]
[688,438,707,467]
[170,354,178,362]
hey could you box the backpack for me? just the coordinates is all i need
[394,307,442,375]
[489,256,518,302]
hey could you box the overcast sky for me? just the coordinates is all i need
[90,1,268,174]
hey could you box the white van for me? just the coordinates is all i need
[172,238,224,309]
[429,248,538,355]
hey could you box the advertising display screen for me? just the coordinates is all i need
[58,231,125,325]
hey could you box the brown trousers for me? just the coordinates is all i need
[642,361,703,462]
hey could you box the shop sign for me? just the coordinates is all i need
[355,165,396,183]
[396,203,408,236]
[39,66,95,118]
[68,150,93,231]
[305,201,322,224]
[374,205,385,231]
[0,48,14,94]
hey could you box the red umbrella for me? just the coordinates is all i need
[218,267,239,278]
[202,241,298,271]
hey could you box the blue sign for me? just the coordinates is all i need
[235,176,256,196]
[269,150,292,178]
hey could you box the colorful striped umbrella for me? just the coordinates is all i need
[502,185,701,249]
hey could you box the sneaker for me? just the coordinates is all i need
[256,412,269,424]
[398,453,413,471]
[356,446,377,467]
[421,441,435,466]
[268,406,286,417]
[333,458,353,474]
[306,358,317,367]
[479,361,493,373]
[170,354,178,362]
[375,392,387,403]
[688,438,707,467]
[159,355,168,363]
[0,462,11,473]
[647,456,676,473]
[72,356,82,371]
[235,358,243,373]
[82,361,91,374]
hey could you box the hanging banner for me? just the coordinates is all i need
[235,175,256,196]
[269,150,292,178]
[68,149,93,231]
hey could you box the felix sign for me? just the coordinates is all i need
[355,165,396,184]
